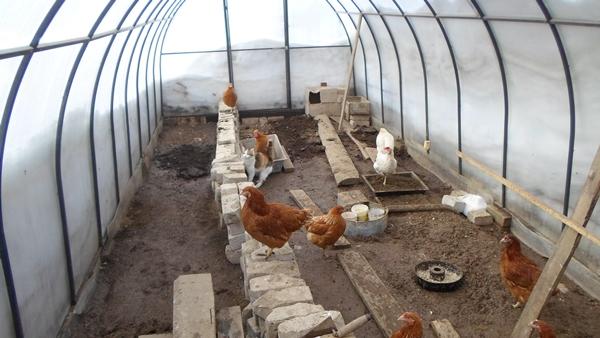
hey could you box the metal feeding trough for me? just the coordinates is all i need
[415,261,464,292]
[240,134,288,173]
[362,171,429,196]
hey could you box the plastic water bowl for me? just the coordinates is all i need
[344,203,388,237]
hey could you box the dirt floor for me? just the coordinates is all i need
[65,114,600,338]
[64,117,245,337]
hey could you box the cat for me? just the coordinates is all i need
[241,147,273,188]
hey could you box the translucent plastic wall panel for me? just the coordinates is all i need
[0,57,22,112]
[493,21,569,240]
[145,31,159,130]
[288,0,348,47]
[476,0,543,19]
[94,33,126,235]
[228,0,284,49]
[162,53,229,114]
[163,0,226,53]
[116,31,141,199]
[385,16,426,144]
[3,46,79,338]
[289,47,350,108]
[546,0,600,21]
[427,0,476,16]
[392,0,430,15]
[40,0,110,43]
[97,0,137,32]
[135,27,152,147]
[0,0,54,49]
[61,39,110,290]
[124,29,144,170]
[560,25,600,272]
[442,19,503,201]
[409,17,458,168]
[0,261,14,338]
[232,50,286,110]
[123,0,152,27]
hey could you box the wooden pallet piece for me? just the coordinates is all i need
[280,144,295,172]
[289,189,351,249]
[511,147,600,338]
[431,319,460,338]
[315,115,361,186]
[487,202,512,229]
[337,250,401,338]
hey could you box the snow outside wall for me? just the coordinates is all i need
[336,0,600,298]
[0,0,177,337]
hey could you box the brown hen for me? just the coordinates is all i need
[391,312,422,338]
[530,319,556,338]
[240,186,310,258]
[305,206,346,251]
[500,234,559,308]
[223,83,237,107]
[253,129,269,155]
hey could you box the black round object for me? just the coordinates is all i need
[414,260,464,292]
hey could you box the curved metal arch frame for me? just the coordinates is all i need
[366,0,403,135]
[422,0,462,172]
[332,0,369,99]
[470,0,510,206]
[54,0,116,307]
[0,2,66,336]
[347,0,384,123]
[390,0,430,141]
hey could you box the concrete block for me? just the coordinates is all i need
[467,209,494,226]
[244,260,302,293]
[337,190,369,209]
[220,183,239,199]
[441,195,466,213]
[320,102,341,116]
[217,306,244,338]
[319,87,341,103]
[248,274,307,302]
[217,130,237,145]
[173,274,215,338]
[228,231,246,250]
[277,311,344,338]
[245,317,260,338]
[211,166,232,184]
[450,190,467,197]
[264,303,325,338]
[221,193,241,225]
[223,173,248,184]
[225,244,241,264]
[251,286,314,320]
[249,243,295,262]
[227,222,245,236]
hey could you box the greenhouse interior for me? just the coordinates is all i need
[1,0,599,337]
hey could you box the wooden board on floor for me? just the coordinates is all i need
[365,147,377,163]
[338,250,401,338]
[280,144,295,172]
[289,189,351,249]
[431,319,461,338]
[315,115,361,186]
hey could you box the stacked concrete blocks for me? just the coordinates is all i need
[344,96,370,127]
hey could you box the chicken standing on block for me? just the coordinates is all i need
[305,206,346,254]
[529,319,557,338]
[391,312,423,338]
[223,83,237,107]
[240,186,311,259]
[374,146,397,185]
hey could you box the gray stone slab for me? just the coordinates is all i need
[223,173,248,184]
[228,231,246,250]
[173,274,215,338]
[221,193,241,225]
[225,244,241,265]
[264,303,324,338]
[244,259,301,286]
[251,286,314,320]
[217,306,244,338]
[248,274,306,302]
[277,310,344,338]
[227,222,245,236]
[249,243,295,262]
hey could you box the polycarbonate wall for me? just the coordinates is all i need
[331,0,600,298]
[0,1,185,337]
[161,0,351,115]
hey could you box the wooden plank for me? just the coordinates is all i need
[289,189,351,249]
[337,250,401,338]
[345,130,370,160]
[316,115,361,186]
[487,202,512,229]
[365,147,377,163]
[387,204,454,213]
[457,150,600,247]
[338,14,363,131]
[511,146,600,338]
[431,319,460,338]
[280,144,295,172]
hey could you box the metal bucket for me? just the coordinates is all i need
[344,202,388,237]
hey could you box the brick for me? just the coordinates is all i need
[467,209,494,226]
[221,193,241,225]
[277,311,344,338]
[245,317,260,338]
[249,243,295,262]
[248,274,307,302]
[264,303,325,338]
[251,286,314,320]
[227,222,245,236]
[219,183,238,200]
[243,260,302,292]
[223,173,248,184]
[225,244,241,264]
[228,231,246,250]
[217,306,244,338]
[173,274,215,338]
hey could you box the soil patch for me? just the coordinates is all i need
[64,119,245,338]
[363,173,429,193]
[155,143,215,179]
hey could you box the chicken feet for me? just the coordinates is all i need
[512,301,522,309]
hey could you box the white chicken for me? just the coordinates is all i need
[376,128,395,154]
[373,146,397,185]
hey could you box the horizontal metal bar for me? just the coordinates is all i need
[0,15,177,60]
[337,10,600,27]
[161,44,351,56]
